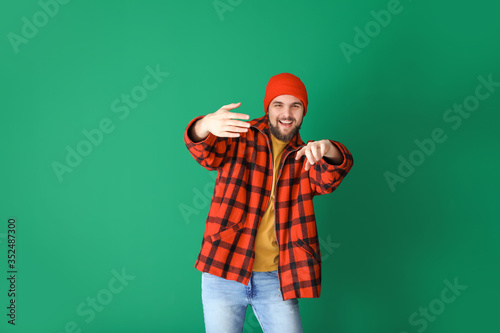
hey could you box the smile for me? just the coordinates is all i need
[279,120,293,128]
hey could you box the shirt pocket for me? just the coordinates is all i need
[206,220,246,244]
[294,238,322,263]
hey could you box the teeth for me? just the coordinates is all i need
[280,120,292,124]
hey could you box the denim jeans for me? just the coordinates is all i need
[201,270,303,333]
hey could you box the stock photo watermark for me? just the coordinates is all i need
[7,0,72,54]
[213,0,243,21]
[385,73,499,192]
[49,267,135,333]
[6,218,17,325]
[339,0,414,64]
[179,171,217,224]
[51,64,169,182]
[400,277,467,333]
[319,234,341,262]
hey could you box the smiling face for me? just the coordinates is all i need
[268,94,304,142]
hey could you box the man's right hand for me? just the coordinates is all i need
[199,102,251,138]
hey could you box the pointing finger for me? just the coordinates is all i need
[305,148,315,165]
[311,144,321,161]
[295,148,305,160]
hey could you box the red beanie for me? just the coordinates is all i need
[264,73,308,116]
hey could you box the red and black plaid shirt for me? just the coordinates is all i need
[184,113,353,300]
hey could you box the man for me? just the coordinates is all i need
[184,73,354,332]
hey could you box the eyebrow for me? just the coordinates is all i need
[272,101,302,105]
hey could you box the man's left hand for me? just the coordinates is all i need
[295,140,342,171]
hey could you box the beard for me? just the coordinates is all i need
[269,117,302,142]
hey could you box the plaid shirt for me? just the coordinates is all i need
[184,113,353,300]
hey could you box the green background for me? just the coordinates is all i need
[1,0,499,332]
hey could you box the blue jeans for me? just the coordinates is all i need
[201,270,303,333]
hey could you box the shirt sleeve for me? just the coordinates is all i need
[184,115,232,171]
[307,140,354,196]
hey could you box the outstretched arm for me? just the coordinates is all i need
[184,102,251,170]
[188,102,250,142]
[295,139,354,196]
[295,140,344,170]
[188,118,211,142]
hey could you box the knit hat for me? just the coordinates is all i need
[264,73,308,116]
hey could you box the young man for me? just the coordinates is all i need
[184,73,354,333]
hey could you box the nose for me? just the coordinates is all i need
[282,106,292,119]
